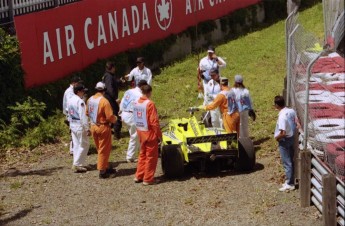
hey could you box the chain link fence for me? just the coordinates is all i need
[285,4,345,225]
[323,0,344,50]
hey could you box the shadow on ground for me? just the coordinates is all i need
[0,167,64,178]
[0,205,40,226]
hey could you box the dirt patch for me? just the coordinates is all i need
[0,141,322,226]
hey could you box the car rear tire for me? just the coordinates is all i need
[236,137,255,171]
[201,112,212,128]
[161,144,184,178]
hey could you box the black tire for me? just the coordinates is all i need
[236,137,255,171]
[201,112,212,128]
[161,145,184,178]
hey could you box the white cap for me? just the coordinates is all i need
[95,82,106,90]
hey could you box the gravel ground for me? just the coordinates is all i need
[0,140,322,226]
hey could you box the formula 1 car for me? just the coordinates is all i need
[161,107,255,178]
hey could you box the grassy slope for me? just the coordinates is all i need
[149,3,324,156]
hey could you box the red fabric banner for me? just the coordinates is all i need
[15,0,260,88]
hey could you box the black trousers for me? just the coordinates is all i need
[104,94,122,137]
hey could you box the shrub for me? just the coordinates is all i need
[0,97,67,150]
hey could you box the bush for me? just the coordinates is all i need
[0,97,67,150]
[0,28,25,122]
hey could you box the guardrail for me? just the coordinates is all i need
[0,0,79,25]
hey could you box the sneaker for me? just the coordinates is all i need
[143,180,160,186]
[278,183,295,192]
[134,178,143,183]
[72,165,87,173]
[106,168,117,174]
[99,172,110,179]
[126,159,138,163]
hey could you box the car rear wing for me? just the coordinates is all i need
[186,133,237,145]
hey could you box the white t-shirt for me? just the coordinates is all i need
[274,107,293,138]
[205,79,221,104]
[283,107,297,133]
[199,56,226,81]
[127,66,152,86]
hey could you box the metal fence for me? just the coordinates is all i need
[0,0,79,25]
[285,5,345,226]
[323,0,344,50]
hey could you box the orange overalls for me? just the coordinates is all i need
[133,96,162,183]
[205,86,240,134]
[87,93,117,171]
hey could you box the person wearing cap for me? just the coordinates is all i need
[133,84,162,185]
[204,68,223,128]
[67,84,90,173]
[102,61,122,140]
[198,45,226,100]
[231,74,256,137]
[62,75,82,156]
[124,57,152,87]
[87,82,118,179]
[198,77,233,133]
[273,95,296,192]
[119,80,148,163]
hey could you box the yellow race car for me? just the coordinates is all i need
[161,107,255,178]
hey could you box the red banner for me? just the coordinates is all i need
[15,0,260,88]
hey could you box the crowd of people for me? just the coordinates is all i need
[62,48,299,191]
[63,57,161,184]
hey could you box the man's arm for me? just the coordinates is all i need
[205,94,224,111]
[148,102,162,139]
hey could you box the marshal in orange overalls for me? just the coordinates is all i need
[87,92,117,171]
[133,96,162,183]
[205,85,240,134]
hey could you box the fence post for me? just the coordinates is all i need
[322,174,337,226]
[8,0,14,23]
[300,150,311,207]
[294,129,300,186]
[54,0,59,7]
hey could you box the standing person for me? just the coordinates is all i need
[67,84,90,173]
[198,45,226,102]
[274,95,295,192]
[102,61,122,140]
[133,84,162,185]
[119,80,148,163]
[198,77,232,132]
[125,57,152,87]
[231,75,256,137]
[204,69,222,128]
[87,82,118,179]
[62,75,82,156]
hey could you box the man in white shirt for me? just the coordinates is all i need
[204,69,222,128]
[125,57,152,87]
[119,80,148,163]
[67,84,90,173]
[198,45,226,101]
[62,75,82,156]
[274,95,295,192]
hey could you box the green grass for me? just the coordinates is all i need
[147,3,324,156]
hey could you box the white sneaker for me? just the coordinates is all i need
[278,183,295,192]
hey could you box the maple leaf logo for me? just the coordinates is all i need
[157,0,170,21]
[155,0,173,31]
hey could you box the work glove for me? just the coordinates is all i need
[197,105,206,110]
[248,109,256,121]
